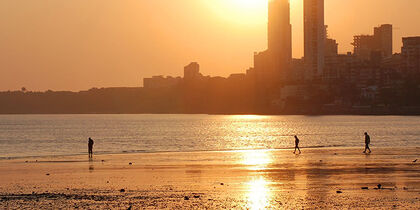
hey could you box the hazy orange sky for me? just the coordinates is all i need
[1,0,420,91]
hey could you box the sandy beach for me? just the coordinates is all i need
[0,147,419,209]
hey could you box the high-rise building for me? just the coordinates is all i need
[253,0,292,82]
[352,35,376,60]
[325,38,338,57]
[184,62,202,80]
[352,24,393,60]
[304,0,325,80]
[374,24,393,58]
[401,37,420,75]
[268,0,292,70]
[324,26,338,57]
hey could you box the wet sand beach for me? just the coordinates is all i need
[0,147,419,209]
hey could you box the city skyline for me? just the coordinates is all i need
[1,1,419,209]
[1,0,420,91]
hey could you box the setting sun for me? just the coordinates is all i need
[230,0,265,10]
[205,0,267,25]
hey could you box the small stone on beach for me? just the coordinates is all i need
[220,183,224,185]
[336,190,342,193]
[46,173,50,176]
[120,189,125,192]
[184,196,189,200]
[413,159,418,163]
[129,162,132,165]
[193,195,200,198]
[377,184,382,189]
[361,187,369,190]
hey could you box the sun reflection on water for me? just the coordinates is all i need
[241,149,273,170]
[247,176,272,210]
[231,115,268,120]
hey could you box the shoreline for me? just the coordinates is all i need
[1,147,419,208]
[1,145,417,161]
[1,113,420,116]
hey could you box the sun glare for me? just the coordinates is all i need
[205,0,267,26]
[229,115,268,120]
[247,177,272,209]
[230,0,264,11]
[241,150,273,170]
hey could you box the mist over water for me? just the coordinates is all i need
[0,114,419,159]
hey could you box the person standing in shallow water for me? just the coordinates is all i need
[294,135,301,154]
[363,132,371,153]
[88,137,94,158]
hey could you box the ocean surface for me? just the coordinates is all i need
[0,114,419,159]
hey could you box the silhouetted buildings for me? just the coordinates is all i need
[352,24,393,61]
[0,0,419,116]
[375,24,393,58]
[184,62,202,81]
[143,62,202,89]
[401,37,420,76]
[304,0,325,81]
[267,0,292,74]
[254,0,292,85]
[325,38,338,57]
[144,76,182,89]
[353,35,375,60]
[7,1,418,115]
[136,0,420,115]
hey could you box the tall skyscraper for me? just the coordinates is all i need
[254,0,292,82]
[268,0,292,70]
[304,0,325,80]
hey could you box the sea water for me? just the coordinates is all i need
[0,114,419,159]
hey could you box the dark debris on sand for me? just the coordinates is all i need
[0,193,117,202]
[1,189,419,209]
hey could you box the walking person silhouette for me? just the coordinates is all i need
[363,132,371,153]
[294,135,301,154]
[88,137,94,158]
